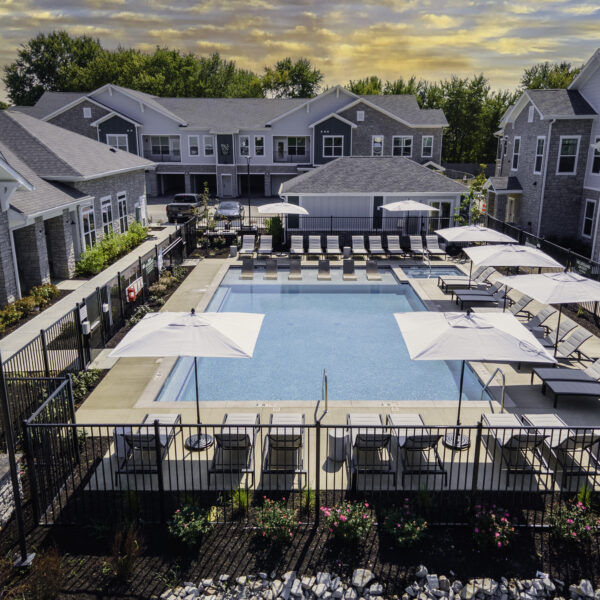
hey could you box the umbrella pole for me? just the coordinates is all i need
[444,360,471,450]
[185,356,214,451]
[468,261,473,288]
[554,304,563,357]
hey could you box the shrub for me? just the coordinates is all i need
[27,546,66,599]
[105,524,143,581]
[255,497,299,543]
[168,505,213,547]
[549,499,599,545]
[70,369,101,404]
[320,501,374,543]
[472,505,515,550]
[75,244,106,276]
[127,305,152,327]
[266,216,284,248]
[31,284,60,307]
[231,488,250,514]
[13,295,38,316]
[383,498,428,548]
[303,487,316,513]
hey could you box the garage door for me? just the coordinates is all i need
[238,174,265,197]
[159,174,185,195]
[270,174,297,197]
[191,174,217,196]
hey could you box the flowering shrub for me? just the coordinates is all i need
[383,498,428,547]
[320,501,374,543]
[168,505,212,547]
[549,500,600,545]
[255,497,299,543]
[472,505,515,550]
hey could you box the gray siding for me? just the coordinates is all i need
[313,117,352,165]
[0,210,18,305]
[47,100,109,140]
[98,115,138,154]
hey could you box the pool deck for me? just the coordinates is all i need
[77,255,600,431]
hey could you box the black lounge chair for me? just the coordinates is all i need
[317,259,331,281]
[240,257,254,280]
[531,358,600,388]
[386,235,405,257]
[264,258,278,280]
[437,266,494,294]
[544,379,600,408]
[343,259,357,281]
[366,260,382,281]
[425,235,446,259]
[288,258,302,280]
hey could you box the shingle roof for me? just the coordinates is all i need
[527,89,596,118]
[485,176,523,193]
[0,111,154,179]
[0,142,90,216]
[359,95,448,126]
[9,91,87,119]
[280,157,468,195]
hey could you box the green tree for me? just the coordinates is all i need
[0,101,7,110]
[520,61,582,89]
[2,31,103,105]
[383,76,426,98]
[262,57,323,98]
[346,76,383,95]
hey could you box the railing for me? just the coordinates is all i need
[22,419,600,528]
[142,151,181,163]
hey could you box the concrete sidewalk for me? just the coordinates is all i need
[0,224,176,359]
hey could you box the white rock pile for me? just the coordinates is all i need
[156,566,600,600]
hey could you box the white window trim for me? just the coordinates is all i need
[371,135,384,157]
[322,135,344,158]
[168,136,180,158]
[356,110,365,122]
[582,198,596,238]
[188,135,200,157]
[392,135,413,157]
[239,135,251,157]
[100,195,113,235]
[511,136,520,171]
[556,135,581,175]
[203,135,215,157]
[533,136,545,175]
[83,107,92,119]
[117,191,128,232]
[422,135,433,158]
[254,135,265,156]
[106,133,128,152]
[527,106,534,123]
[81,205,96,249]
[591,136,600,175]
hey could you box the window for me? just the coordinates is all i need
[287,137,306,156]
[528,106,534,123]
[150,136,170,156]
[188,135,199,156]
[511,137,520,170]
[534,137,545,174]
[356,110,365,122]
[371,135,384,156]
[101,197,113,235]
[106,134,128,152]
[204,135,215,156]
[240,135,250,156]
[393,136,412,157]
[582,199,596,238]
[323,136,343,157]
[169,137,180,158]
[81,207,96,249]
[254,136,264,156]
[422,135,433,158]
[118,192,128,233]
[496,138,503,160]
[557,136,579,174]
[83,107,92,119]
[592,137,600,174]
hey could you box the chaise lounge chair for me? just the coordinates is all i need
[386,235,405,257]
[366,260,382,281]
[239,235,256,255]
[209,413,259,487]
[240,257,254,280]
[482,412,552,488]
[261,413,306,489]
[425,235,446,260]
[507,294,534,319]
[343,259,357,281]
[326,235,341,257]
[521,413,600,488]
[368,236,386,257]
[257,235,273,256]
[288,258,302,281]
[317,259,331,281]
[264,258,278,280]
[437,266,495,294]
[549,327,593,361]
[289,235,305,255]
[535,317,577,346]
[308,235,323,257]
[387,413,447,487]
[352,236,368,256]
[347,413,396,489]
[409,236,427,259]
[543,378,600,408]
[454,281,507,310]
[532,357,600,387]
[525,306,557,335]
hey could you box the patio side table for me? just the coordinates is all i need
[327,429,349,462]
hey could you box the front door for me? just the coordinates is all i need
[506,196,517,223]
[277,140,285,161]
[221,174,232,197]
[430,201,452,231]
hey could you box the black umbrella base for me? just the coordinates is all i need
[443,432,471,450]
[185,434,214,451]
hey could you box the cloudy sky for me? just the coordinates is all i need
[1,0,599,101]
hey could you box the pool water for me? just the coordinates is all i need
[403,265,464,278]
[156,269,486,402]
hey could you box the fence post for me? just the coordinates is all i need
[471,421,484,495]
[314,420,321,523]
[22,419,40,525]
[116,273,125,327]
[40,329,50,378]
[74,304,86,371]
[67,375,80,464]
[330,215,333,235]
[95,287,106,348]
[154,420,166,524]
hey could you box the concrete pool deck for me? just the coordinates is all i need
[76,255,600,430]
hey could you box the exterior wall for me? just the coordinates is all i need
[313,117,352,165]
[0,210,18,305]
[98,115,138,155]
[337,102,443,164]
[579,188,600,260]
[12,217,51,292]
[216,165,238,197]
[47,99,110,140]
[580,73,600,190]
[44,209,76,279]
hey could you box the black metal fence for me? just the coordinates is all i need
[22,418,600,528]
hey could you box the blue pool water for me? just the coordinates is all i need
[403,265,463,278]
[156,268,486,402]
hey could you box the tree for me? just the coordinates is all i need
[383,76,426,98]
[0,101,7,110]
[2,31,103,105]
[520,61,582,89]
[346,76,383,95]
[262,57,323,98]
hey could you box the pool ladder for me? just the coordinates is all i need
[316,368,328,423]
[480,367,506,412]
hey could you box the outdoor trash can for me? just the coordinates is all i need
[230,245,238,257]
[327,429,348,462]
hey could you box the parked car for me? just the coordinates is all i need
[166,193,202,223]
[214,200,244,221]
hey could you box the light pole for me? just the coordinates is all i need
[245,155,251,229]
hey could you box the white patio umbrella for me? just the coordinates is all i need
[379,200,439,212]
[496,271,600,355]
[110,309,264,449]
[394,310,556,448]
[258,202,309,244]
[435,225,517,244]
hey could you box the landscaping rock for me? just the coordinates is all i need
[259,573,268,580]
[291,580,303,597]
[313,583,328,598]
[427,576,440,591]
[333,589,344,599]
[369,583,384,596]
[283,572,296,585]
[317,573,332,587]
[272,581,284,597]
[237,577,247,586]
[331,577,341,591]
[219,575,230,583]
[461,584,477,600]
[579,581,595,598]
[417,567,429,579]
[345,589,358,600]
[352,570,374,591]
[302,577,316,590]
[439,578,450,593]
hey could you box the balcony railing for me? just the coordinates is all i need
[142,151,181,163]
[273,152,311,164]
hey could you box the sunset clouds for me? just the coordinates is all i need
[1,0,599,100]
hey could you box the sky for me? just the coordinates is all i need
[1,0,599,102]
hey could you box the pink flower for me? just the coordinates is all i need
[334,522,338,527]
[566,519,573,524]
[474,527,479,533]
[364,503,369,508]
[329,528,333,533]
[340,515,347,522]
[363,514,368,519]
[404,498,409,502]
[495,532,500,537]
[497,542,502,548]
[585,526,591,531]
[571,532,577,537]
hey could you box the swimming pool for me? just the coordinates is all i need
[156,268,486,403]
[402,265,464,278]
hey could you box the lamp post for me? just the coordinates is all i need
[245,155,251,229]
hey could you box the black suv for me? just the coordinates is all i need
[166,193,202,223]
